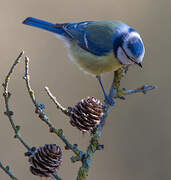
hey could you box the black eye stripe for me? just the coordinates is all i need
[121,47,136,63]
[122,47,141,66]
[113,32,127,57]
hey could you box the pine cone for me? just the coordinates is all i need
[29,144,62,177]
[70,97,103,133]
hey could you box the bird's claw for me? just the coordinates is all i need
[104,95,115,106]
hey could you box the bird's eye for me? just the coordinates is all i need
[121,47,135,62]
[121,46,143,67]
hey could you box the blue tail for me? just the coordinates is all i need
[23,17,65,35]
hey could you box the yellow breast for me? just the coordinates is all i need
[68,42,123,75]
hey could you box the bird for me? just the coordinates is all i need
[23,17,145,105]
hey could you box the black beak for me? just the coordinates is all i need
[138,62,143,68]
[132,61,143,68]
[121,47,143,68]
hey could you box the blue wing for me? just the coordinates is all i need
[23,17,114,56]
[60,21,114,56]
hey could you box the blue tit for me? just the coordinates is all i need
[23,17,145,105]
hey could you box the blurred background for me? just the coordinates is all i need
[0,0,170,179]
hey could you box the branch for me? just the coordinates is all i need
[2,51,31,152]
[21,54,156,180]
[53,174,62,180]
[44,86,70,116]
[23,56,83,160]
[23,57,63,180]
[76,68,124,180]
[76,68,156,180]
[113,85,156,100]
[125,85,156,95]
[0,162,18,180]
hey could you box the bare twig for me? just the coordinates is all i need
[23,56,39,108]
[53,173,62,180]
[113,85,156,99]
[124,85,156,95]
[23,56,83,161]
[2,51,31,152]
[0,161,18,180]
[3,51,24,93]
[44,86,70,116]
[23,58,63,180]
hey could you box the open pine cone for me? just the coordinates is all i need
[70,97,103,133]
[29,144,62,177]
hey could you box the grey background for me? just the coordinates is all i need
[0,0,170,179]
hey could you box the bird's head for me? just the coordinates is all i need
[113,26,145,68]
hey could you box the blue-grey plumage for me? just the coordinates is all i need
[23,17,145,75]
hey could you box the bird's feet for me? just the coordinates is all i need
[96,75,115,106]
[104,94,115,106]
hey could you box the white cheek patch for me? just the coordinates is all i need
[117,47,134,65]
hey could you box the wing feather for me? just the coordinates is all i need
[60,21,114,56]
